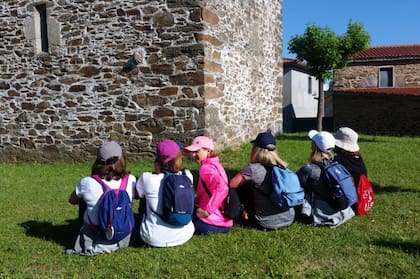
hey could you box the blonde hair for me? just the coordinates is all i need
[250,146,288,167]
[309,142,333,163]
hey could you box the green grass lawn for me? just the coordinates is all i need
[0,133,419,278]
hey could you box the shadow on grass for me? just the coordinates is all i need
[371,182,420,194]
[20,219,79,248]
[20,213,148,249]
[372,239,420,257]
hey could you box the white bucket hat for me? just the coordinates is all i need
[308,130,335,153]
[334,127,360,152]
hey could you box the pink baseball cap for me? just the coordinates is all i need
[156,139,180,164]
[184,136,214,152]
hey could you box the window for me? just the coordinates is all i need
[35,4,49,53]
[379,67,393,87]
[308,76,312,94]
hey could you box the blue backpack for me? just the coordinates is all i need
[317,160,358,209]
[270,165,305,207]
[91,175,134,241]
[157,171,194,226]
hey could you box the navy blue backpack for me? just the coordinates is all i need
[316,160,358,210]
[156,171,195,226]
[91,175,134,241]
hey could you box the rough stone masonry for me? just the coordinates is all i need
[0,0,283,163]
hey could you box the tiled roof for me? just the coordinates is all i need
[350,44,420,62]
[283,58,308,69]
[334,87,420,96]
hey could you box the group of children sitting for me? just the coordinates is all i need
[65,127,370,256]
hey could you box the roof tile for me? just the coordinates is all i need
[351,44,420,61]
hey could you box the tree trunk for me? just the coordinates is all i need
[316,80,325,131]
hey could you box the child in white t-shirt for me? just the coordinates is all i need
[136,139,195,247]
[66,141,137,256]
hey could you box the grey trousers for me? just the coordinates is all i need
[66,225,131,256]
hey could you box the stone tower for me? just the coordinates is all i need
[0,0,283,162]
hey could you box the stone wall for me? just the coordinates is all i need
[333,59,420,135]
[334,61,420,89]
[203,0,283,144]
[0,0,283,163]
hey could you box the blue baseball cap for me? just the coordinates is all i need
[250,130,276,150]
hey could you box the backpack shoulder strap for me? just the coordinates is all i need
[119,174,129,191]
[312,160,328,168]
[161,171,173,183]
[91,175,111,192]
[252,163,275,197]
[206,162,228,184]
[310,161,334,190]
[160,171,191,189]
[312,160,331,176]
[149,172,169,219]
[200,178,212,198]
[261,163,274,172]
[87,175,111,228]
[199,167,226,213]
[199,162,226,198]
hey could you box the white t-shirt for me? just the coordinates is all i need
[136,170,195,247]
[75,174,137,225]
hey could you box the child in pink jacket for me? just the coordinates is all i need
[184,136,233,234]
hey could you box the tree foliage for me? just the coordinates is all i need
[287,21,370,130]
[288,21,370,81]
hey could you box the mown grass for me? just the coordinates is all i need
[0,133,419,278]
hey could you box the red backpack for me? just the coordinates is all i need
[355,174,374,215]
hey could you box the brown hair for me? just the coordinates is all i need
[154,151,184,174]
[91,153,128,181]
[208,149,220,158]
[334,146,362,157]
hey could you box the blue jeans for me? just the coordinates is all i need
[193,218,230,235]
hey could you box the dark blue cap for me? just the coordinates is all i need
[250,129,276,150]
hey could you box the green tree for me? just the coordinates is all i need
[287,21,370,130]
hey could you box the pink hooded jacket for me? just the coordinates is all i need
[195,156,233,228]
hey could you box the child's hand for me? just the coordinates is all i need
[68,191,80,205]
[196,208,209,218]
